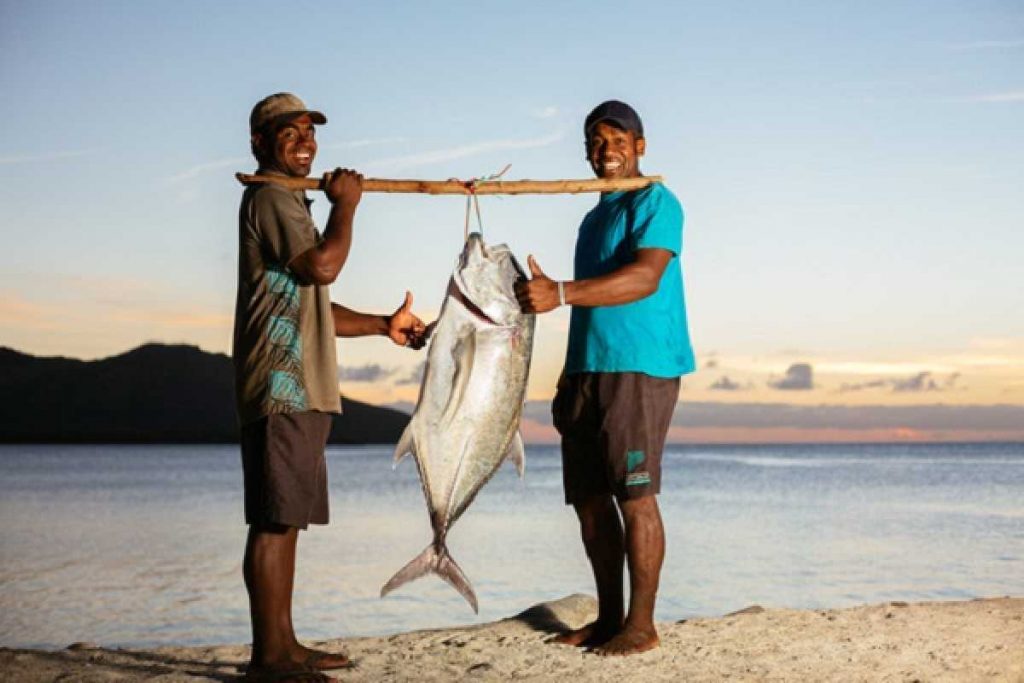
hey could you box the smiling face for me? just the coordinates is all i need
[253,113,317,177]
[586,121,646,180]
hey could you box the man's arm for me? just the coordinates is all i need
[331,292,427,348]
[289,169,362,286]
[515,248,672,314]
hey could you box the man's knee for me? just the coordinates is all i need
[574,495,618,542]
[617,494,661,526]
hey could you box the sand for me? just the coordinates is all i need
[2,594,1022,682]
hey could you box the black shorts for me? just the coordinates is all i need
[241,411,333,529]
[552,372,679,505]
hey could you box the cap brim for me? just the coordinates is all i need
[585,116,639,137]
[258,110,328,132]
[285,109,326,125]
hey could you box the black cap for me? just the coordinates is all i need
[584,100,644,138]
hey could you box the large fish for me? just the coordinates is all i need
[381,232,535,613]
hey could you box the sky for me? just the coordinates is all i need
[1,0,1023,442]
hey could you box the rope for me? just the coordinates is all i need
[454,164,512,241]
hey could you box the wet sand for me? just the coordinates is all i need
[2,594,1022,681]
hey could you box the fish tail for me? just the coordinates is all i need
[380,542,479,613]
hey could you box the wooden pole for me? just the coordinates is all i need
[234,172,663,195]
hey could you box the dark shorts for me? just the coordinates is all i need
[552,372,680,505]
[241,411,333,529]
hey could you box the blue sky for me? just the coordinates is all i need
[2,1,1023,439]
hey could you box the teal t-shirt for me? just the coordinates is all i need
[565,182,695,378]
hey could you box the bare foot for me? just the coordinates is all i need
[548,620,620,648]
[297,647,352,671]
[593,625,659,656]
[245,662,337,682]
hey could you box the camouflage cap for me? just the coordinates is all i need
[249,93,327,134]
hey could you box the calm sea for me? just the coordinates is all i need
[1,442,1022,649]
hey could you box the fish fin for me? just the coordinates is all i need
[505,431,525,478]
[440,334,476,426]
[392,423,415,469]
[379,543,479,614]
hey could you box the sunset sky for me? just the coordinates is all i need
[2,1,1022,442]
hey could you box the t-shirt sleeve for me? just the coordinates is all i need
[250,186,319,268]
[630,184,684,256]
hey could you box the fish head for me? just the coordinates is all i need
[453,232,527,326]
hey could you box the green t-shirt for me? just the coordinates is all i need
[232,172,341,424]
[565,182,695,378]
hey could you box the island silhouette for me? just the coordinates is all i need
[0,344,408,443]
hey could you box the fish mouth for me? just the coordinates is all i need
[448,280,499,325]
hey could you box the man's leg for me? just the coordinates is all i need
[243,524,350,677]
[244,523,302,668]
[594,494,664,655]
[551,493,626,647]
[241,413,348,677]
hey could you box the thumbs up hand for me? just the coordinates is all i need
[387,291,428,349]
[514,255,563,314]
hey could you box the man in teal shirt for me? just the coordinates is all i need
[516,100,694,656]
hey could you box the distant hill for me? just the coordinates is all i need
[0,344,409,444]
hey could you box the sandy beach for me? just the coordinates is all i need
[2,594,1021,682]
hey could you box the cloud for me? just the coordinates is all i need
[366,131,564,172]
[394,361,426,386]
[668,402,1024,432]
[108,309,232,329]
[0,149,100,165]
[166,138,406,184]
[338,363,395,382]
[0,294,64,331]
[166,157,249,184]
[891,371,939,392]
[709,376,745,391]
[320,137,408,151]
[839,379,888,392]
[769,363,814,391]
[840,371,960,394]
[531,106,560,120]
[0,285,231,332]
[522,400,1024,433]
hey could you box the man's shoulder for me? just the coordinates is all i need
[242,182,311,230]
[633,181,681,210]
[246,181,304,207]
[628,182,683,228]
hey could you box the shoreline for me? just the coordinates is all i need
[2,594,1022,682]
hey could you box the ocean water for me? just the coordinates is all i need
[0,442,1022,650]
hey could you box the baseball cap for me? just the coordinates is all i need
[584,100,644,138]
[249,93,327,134]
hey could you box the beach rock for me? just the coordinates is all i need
[725,605,765,616]
[505,593,597,634]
